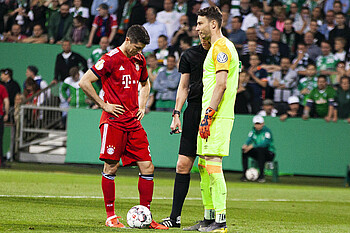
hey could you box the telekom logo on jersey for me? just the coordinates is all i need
[122,75,139,89]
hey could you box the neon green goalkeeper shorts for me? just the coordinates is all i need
[197,118,234,156]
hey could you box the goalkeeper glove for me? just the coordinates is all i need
[199,107,216,139]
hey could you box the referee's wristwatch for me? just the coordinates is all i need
[172,109,181,117]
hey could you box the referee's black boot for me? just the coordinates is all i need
[160,216,181,228]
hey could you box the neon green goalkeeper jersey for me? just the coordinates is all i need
[202,37,239,119]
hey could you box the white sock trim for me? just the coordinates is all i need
[106,215,117,221]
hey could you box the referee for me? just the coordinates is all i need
[160,37,210,228]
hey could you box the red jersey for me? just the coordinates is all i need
[91,47,148,131]
[92,14,118,38]
[0,85,8,116]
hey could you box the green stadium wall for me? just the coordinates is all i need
[65,108,350,177]
[0,42,98,88]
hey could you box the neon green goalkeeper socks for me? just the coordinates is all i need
[198,157,214,218]
[206,160,227,223]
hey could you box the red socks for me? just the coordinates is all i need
[101,173,116,218]
[138,174,154,209]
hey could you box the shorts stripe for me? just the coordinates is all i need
[100,124,108,154]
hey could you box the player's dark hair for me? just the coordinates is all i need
[126,25,150,45]
[197,6,223,28]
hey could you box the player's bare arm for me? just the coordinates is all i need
[209,70,228,110]
[79,69,125,117]
[170,73,190,133]
[137,79,150,121]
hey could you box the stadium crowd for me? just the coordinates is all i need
[1,0,350,122]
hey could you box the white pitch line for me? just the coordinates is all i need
[0,194,349,203]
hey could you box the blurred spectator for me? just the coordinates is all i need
[309,20,325,47]
[316,41,338,78]
[143,8,167,54]
[247,54,268,114]
[6,5,31,35]
[88,37,110,68]
[238,0,251,18]
[294,7,310,35]
[311,7,323,26]
[145,54,162,112]
[241,115,275,183]
[287,2,301,23]
[189,25,200,46]
[281,18,302,57]
[61,67,98,108]
[319,10,335,40]
[64,15,89,44]
[0,81,9,167]
[291,43,313,78]
[334,76,350,123]
[170,15,191,53]
[54,40,87,83]
[303,75,336,121]
[86,3,117,47]
[334,37,346,62]
[297,63,318,106]
[256,12,273,42]
[275,9,287,33]
[304,31,321,61]
[186,0,201,28]
[153,55,181,111]
[241,1,262,31]
[235,70,252,114]
[332,61,347,87]
[44,0,60,29]
[1,24,27,42]
[23,78,42,106]
[241,40,261,68]
[329,12,350,51]
[0,1,9,33]
[280,96,302,121]
[261,42,281,73]
[0,68,21,108]
[228,16,246,52]
[116,0,146,45]
[48,3,73,44]
[267,29,289,58]
[25,65,48,91]
[22,24,48,43]
[324,0,349,14]
[241,27,264,56]
[91,0,118,17]
[258,99,278,117]
[154,35,170,66]
[270,57,298,113]
[157,0,182,41]
[69,0,89,19]
[179,36,191,54]
[174,0,187,14]
[29,0,48,32]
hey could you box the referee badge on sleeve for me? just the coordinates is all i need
[217,52,228,63]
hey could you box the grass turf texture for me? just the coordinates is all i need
[0,162,349,232]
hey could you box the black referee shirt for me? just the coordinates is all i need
[178,45,208,104]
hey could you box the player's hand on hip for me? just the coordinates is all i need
[103,101,125,117]
[170,116,182,134]
[136,108,145,121]
[199,107,216,139]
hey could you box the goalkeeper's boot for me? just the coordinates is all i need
[149,220,169,230]
[198,221,227,232]
[160,216,181,228]
[183,219,214,231]
[105,215,125,228]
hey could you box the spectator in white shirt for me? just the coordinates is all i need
[156,0,182,42]
[241,1,263,31]
[143,8,167,53]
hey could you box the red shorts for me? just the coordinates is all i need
[99,124,152,166]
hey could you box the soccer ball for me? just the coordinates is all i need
[127,205,152,228]
[245,168,259,181]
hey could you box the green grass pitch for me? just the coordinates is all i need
[0,162,349,232]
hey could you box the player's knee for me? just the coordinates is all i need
[176,160,192,173]
[103,161,119,175]
[140,161,154,174]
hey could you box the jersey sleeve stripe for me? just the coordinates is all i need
[90,67,101,79]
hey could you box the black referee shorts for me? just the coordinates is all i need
[179,102,202,157]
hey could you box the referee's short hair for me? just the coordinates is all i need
[126,25,150,45]
[197,6,223,28]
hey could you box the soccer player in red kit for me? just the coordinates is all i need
[79,25,168,230]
